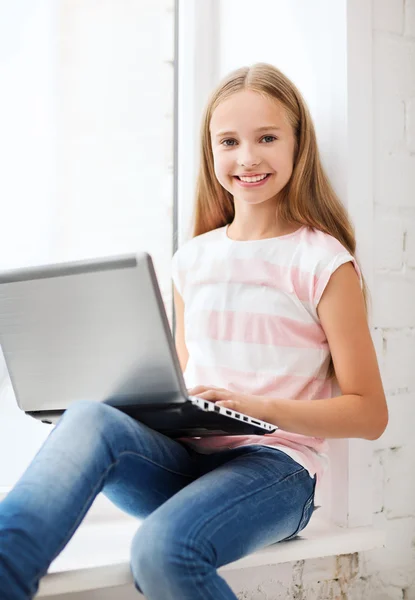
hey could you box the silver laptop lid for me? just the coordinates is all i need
[0,253,186,413]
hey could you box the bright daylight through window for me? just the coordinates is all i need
[0,0,176,489]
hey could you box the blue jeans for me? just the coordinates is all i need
[0,400,316,599]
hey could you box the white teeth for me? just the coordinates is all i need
[238,174,268,183]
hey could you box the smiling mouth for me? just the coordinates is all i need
[234,173,271,183]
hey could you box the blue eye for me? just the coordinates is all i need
[261,135,277,143]
[221,139,237,147]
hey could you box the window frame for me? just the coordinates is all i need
[176,0,375,529]
[176,0,219,248]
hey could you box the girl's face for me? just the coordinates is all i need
[210,90,296,206]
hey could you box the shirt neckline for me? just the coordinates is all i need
[223,224,306,243]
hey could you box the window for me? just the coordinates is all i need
[177,0,375,529]
[0,0,175,489]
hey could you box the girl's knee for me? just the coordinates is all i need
[54,401,118,449]
[61,399,115,426]
[132,521,172,569]
[131,520,187,581]
[131,519,214,594]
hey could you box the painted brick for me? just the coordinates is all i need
[383,444,415,518]
[373,0,404,34]
[403,585,415,600]
[407,98,415,154]
[376,330,415,391]
[406,0,415,37]
[373,33,415,99]
[371,327,385,365]
[373,392,415,450]
[405,213,415,268]
[361,513,415,583]
[374,94,405,154]
[373,277,415,331]
[371,450,386,513]
[374,209,405,269]
[362,585,405,600]
[374,153,415,207]
[373,275,415,328]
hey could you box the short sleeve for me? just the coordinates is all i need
[314,252,363,308]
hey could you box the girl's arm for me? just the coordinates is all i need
[173,284,189,373]
[261,262,389,440]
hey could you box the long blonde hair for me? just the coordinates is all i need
[191,62,369,378]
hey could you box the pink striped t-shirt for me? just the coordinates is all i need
[171,224,362,492]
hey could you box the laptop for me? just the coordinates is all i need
[0,252,278,438]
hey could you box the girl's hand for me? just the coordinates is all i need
[188,385,270,422]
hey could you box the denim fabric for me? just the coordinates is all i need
[0,400,316,599]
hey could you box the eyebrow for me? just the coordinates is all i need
[214,125,282,138]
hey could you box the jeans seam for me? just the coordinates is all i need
[284,485,316,540]
[110,450,196,479]
[297,491,314,531]
[29,460,117,591]
[29,449,195,591]
[186,465,309,577]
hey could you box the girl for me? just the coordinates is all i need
[0,63,388,600]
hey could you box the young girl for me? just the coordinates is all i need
[0,63,388,600]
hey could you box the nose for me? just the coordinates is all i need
[236,143,261,168]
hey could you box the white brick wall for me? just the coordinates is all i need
[364,0,415,593]
[373,0,404,34]
[406,0,415,36]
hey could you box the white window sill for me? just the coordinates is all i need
[36,514,385,597]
